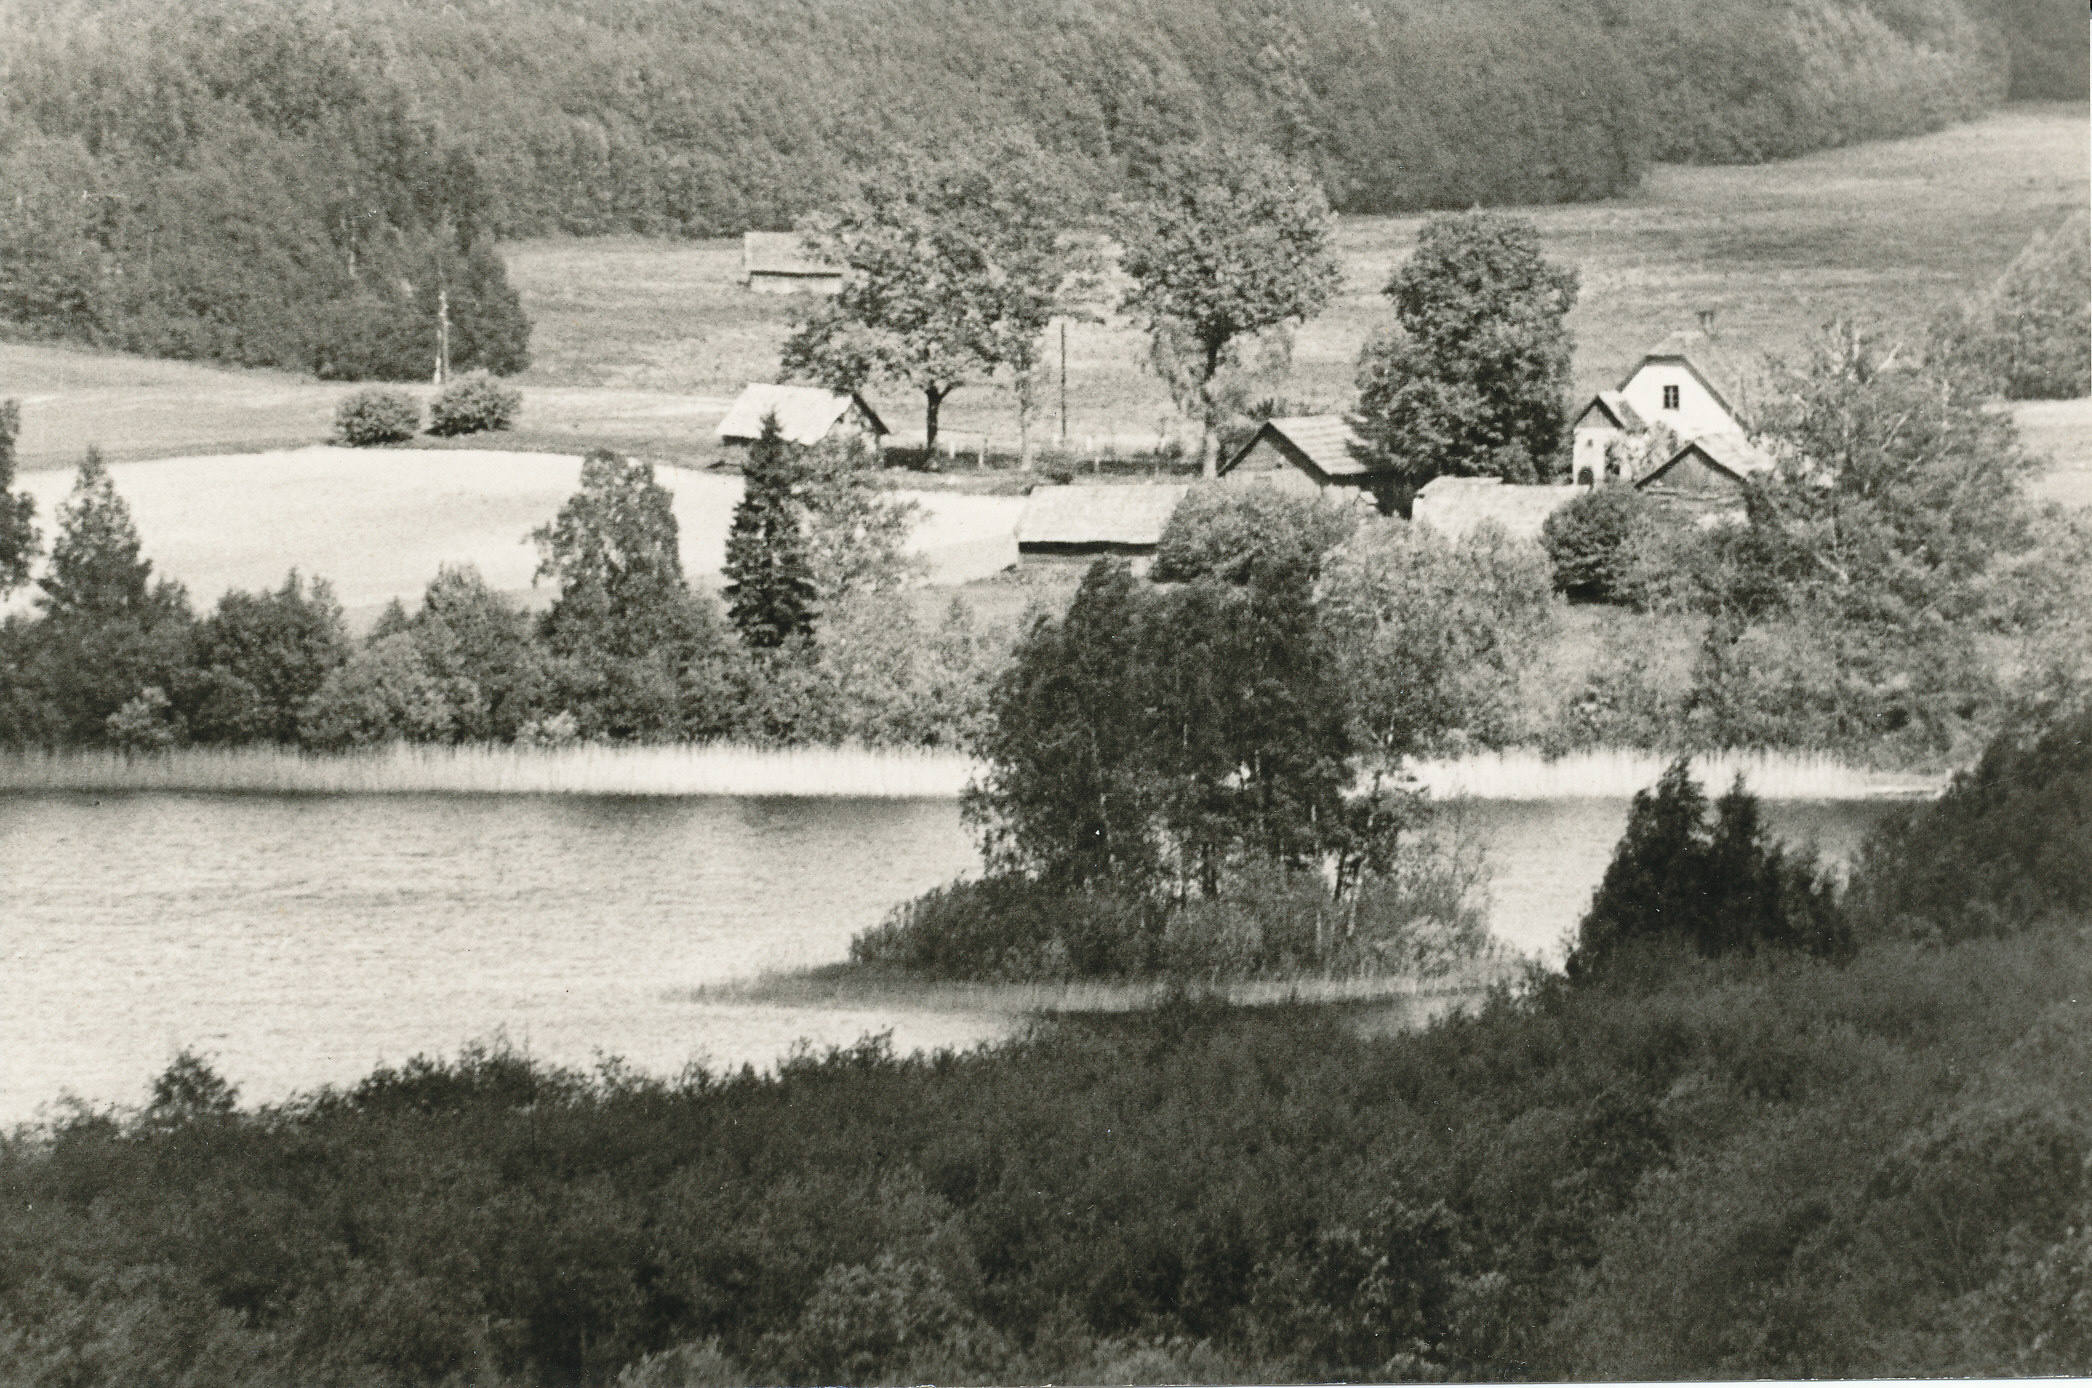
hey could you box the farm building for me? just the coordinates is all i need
[716,383,887,449]
[741,232,843,294]
[1016,483,1190,562]
[1573,330,1753,486]
[1218,416,1388,505]
[1636,431,1774,515]
[1410,475,1577,542]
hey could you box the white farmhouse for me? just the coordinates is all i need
[1572,331,1751,486]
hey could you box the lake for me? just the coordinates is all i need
[0,792,1904,1126]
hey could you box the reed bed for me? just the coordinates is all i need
[0,742,976,799]
[699,956,1518,1017]
[1405,747,1946,801]
[0,742,1945,801]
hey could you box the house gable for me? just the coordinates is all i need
[1636,442,1748,496]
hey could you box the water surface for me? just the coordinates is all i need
[1,792,1902,1124]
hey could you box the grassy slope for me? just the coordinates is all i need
[4,104,2083,476]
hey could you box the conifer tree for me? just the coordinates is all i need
[723,415,819,649]
[0,400,37,596]
[39,448,158,623]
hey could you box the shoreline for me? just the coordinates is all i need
[0,741,1949,801]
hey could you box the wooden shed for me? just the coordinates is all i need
[716,383,887,448]
[1016,483,1190,558]
[741,232,844,295]
[1218,416,1384,500]
[1635,431,1774,517]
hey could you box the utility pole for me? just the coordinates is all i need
[1058,321,1068,448]
[435,287,452,385]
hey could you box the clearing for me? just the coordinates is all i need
[0,103,2082,473]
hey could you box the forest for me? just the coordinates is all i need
[0,0,2081,378]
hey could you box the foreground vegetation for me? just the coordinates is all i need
[4,705,2087,1384]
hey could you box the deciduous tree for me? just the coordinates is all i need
[1117,143,1340,476]
[1349,212,1579,512]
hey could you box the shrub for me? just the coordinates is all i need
[1151,484,1359,585]
[1566,760,1848,977]
[332,388,421,446]
[426,371,522,436]
[1541,485,1657,603]
[1846,703,2092,944]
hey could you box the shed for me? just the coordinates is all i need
[1219,416,1383,497]
[742,232,844,295]
[1635,431,1773,514]
[716,383,887,448]
[1016,483,1190,556]
[1409,476,1578,543]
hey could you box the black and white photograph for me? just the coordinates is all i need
[1,0,2087,1381]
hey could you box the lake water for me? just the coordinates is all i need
[0,792,1902,1126]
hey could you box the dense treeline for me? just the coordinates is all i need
[0,2,530,378]
[2,0,2054,252]
[3,707,2087,1384]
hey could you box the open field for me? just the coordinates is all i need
[3,104,2082,477]
[4,447,1022,625]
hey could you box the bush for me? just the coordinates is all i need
[1846,703,2092,944]
[1541,485,1657,603]
[1150,484,1359,585]
[426,372,522,436]
[333,389,421,446]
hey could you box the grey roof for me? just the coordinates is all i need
[742,231,841,279]
[1221,415,1372,480]
[716,383,887,445]
[1629,330,1750,423]
[1409,476,1579,542]
[1578,389,1644,431]
[1639,430,1775,488]
[1017,483,1191,548]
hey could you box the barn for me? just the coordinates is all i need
[1016,483,1190,563]
[716,383,887,449]
[1635,432,1774,516]
[1409,475,1578,542]
[1218,416,1387,504]
[741,232,844,295]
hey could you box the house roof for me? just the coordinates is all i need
[1016,483,1190,549]
[1220,415,1373,480]
[1409,476,1578,542]
[1577,389,1644,431]
[716,383,887,445]
[1625,330,1750,423]
[1636,431,1775,490]
[742,231,842,279]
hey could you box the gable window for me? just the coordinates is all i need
[1662,385,1681,410]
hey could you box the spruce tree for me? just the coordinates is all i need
[39,448,157,622]
[0,400,37,596]
[723,415,819,649]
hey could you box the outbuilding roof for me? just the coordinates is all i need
[716,383,887,446]
[1637,430,1775,489]
[1016,483,1190,550]
[1409,476,1578,542]
[1220,415,1373,480]
[742,231,842,280]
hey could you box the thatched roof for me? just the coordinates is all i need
[1410,476,1578,542]
[1017,483,1190,551]
[1220,415,1373,480]
[716,383,887,445]
[742,231,841,280]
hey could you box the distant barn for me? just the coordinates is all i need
[1410,475,1578,542]
[741,232,843,295]
[1218,416,1387,504]
[1016,483,1190,560]
[716,383,887,449]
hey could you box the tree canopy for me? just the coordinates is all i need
[1349,212,1580,512]
[723,418,821,650]
[0,401,38,597]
